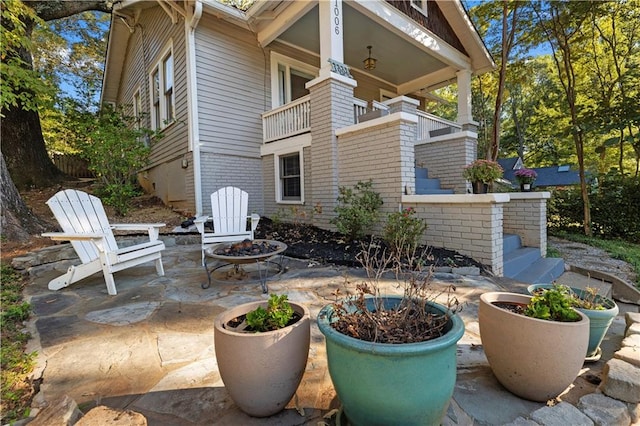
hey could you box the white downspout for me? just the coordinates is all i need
[185,0,203,215]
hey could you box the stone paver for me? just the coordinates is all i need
[10,239,640,425]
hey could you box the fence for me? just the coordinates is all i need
[52,154,94,178]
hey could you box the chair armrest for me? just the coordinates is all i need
[42,232,106,242]
[110,223,165,231]
[110,223,165,241]
[250,214,260,232]
[194,216,210,234]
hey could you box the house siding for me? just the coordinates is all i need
[114,5,191,209]
[195,19,266,157]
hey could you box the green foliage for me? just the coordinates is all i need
[548,172,640,243]
[0,0,55,114]
[1,264,36,424]
[66,104,156,216]
[462,159,504,183]
[383,207,428,258]
[245,294,295,332]
[524,284,581,322]
[331,180,383,242]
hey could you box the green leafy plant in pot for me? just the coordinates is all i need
[214,294,310,417]
[527,284,619,361]
[317,242,464,425]
[479,285,589,402]
[462,159,503,194]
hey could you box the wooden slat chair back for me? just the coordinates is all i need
[195,186,260,265]
[43,189,166,295]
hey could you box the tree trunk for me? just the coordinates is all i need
[1,100,65,189]
[0,153,49,242]
[1,0,111,241]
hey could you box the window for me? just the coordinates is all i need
[149,46,174,130]
[280,153,301,200]
[411,0,428,17]
[271,52,317,108]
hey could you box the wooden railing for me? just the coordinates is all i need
[416,110,461,140]
[262,95,311,143]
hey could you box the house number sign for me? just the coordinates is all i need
[328,59,353,79]
[333,0,341,35]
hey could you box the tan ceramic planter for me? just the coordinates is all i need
[214,301,310,417]
[479,292,589,402]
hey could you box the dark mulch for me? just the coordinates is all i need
[254,217,485,270]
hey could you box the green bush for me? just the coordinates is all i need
[548,172,640,243]
[525,284,580,322]
[383,207,428,258]
[66,104,156,216]
[331,180,383,242]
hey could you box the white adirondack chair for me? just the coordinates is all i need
[42,189,166,295]
[195,186,260,266]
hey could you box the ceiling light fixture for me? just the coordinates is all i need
[363,45,377,70]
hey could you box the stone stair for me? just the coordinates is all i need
[415,167,454,195]
[503,233,565,283]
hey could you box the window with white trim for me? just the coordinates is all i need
[411,0,428,17]
[276,150,304,203]
[149,46,175,130]
[271,52,317,108]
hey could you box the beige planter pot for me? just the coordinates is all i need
[214,301,310,417]
[479,292,589,402]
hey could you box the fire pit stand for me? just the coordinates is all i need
[203,239,288,293]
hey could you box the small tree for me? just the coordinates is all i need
[68,104,156,215]
[331,180,383,242]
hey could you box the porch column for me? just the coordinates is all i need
[456,69,476,131]
[319,0,344,78]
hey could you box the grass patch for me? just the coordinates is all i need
[551,231,640,287]
[1,264,36,423]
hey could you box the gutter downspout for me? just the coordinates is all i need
[185,0,203,215]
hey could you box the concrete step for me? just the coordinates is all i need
[503,234,522,256]
[512,257,566,284]
[416,178,443,191]
[415,167,428,179]
[415,188,455,195]
[503,247,542,278]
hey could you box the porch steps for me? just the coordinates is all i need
[503,233,565,284]
[415,167,454,195]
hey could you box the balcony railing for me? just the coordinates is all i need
[262,95,311,143]
[416,110,461,140]
[262,96,460,143]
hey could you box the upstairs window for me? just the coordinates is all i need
[149,45,175,130]
[271,52,316,108]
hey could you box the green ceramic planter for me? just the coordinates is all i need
[317,296,464,426]
[527,284,619,360]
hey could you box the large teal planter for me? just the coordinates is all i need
[317,296,464,426]
[527,284,619,360]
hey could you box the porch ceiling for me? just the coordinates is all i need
[276,3,450,89]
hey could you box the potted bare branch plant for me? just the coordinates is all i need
[317,239,464,425]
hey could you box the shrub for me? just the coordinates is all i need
[67,104,157,216]
[331,180,383,242]
[548,171,640,243]
[383,207,428,258]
